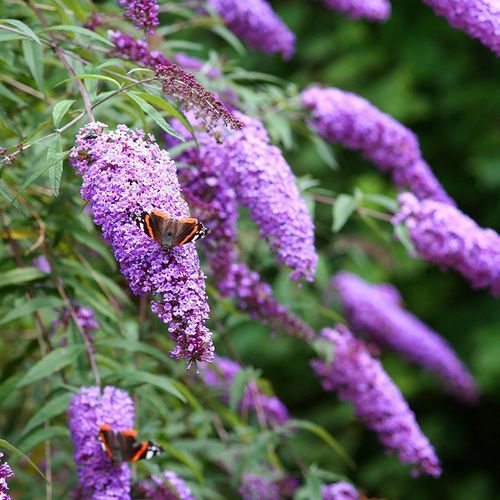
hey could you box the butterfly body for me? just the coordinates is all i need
[97,424,163,462]
[131,209,210,250]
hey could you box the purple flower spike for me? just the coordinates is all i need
[109,30,170,67]
[207,0,295,59]
[424,0,500,55]
[321,481,359,500]
[301,86,454,205]
[0,452,14,500]
[394,193,500,295]
[239,473,280,500]
[70,123,214,363]
[312,326,442,477]
[333,272,478,402]
[322,0,391,21]
[117,0,159,34]
[68,386,134,499]
[202,356,290,425]
[139,470,194,500]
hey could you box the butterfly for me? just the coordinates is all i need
[131,209,210,250]
[97,424,163,462]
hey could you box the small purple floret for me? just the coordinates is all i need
[0,452,14,500]
[322,0,391,21]
[139,470,194,500]
[321,481,359,500]
[117,0,159,34]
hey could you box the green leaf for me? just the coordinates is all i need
[0,375,21,408]
[41,25,113,46]
[55,73,120,89]
[311,133,337,170]
[18,148,68,193]
[127,92,184,140]
[47,135,64,196]
[0,297,64,325]
[95,339,171,365]
[18,345,86,387]
[229,368,256,412]
[0,19,41,44]
[286,419,355,469]
[23,393,73,436]
[52,99,74,128]
[0,82,24,105]
[15,425,70,455]
[22,40,44,93]
[332,194,357,232]
[211,24,246,56]
[394,223,416,256]
[364,193,398,212]
[0,439,48,483]
[0,179,25,214]
[58,0,88,21]
[0,267,46,289]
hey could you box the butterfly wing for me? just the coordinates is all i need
[98,424,121,460]
[117,430,149,462]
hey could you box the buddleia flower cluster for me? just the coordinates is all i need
[395,193,500,295]
[238,473,280,500]
[321,481,360,500]
[70,122,214,363]
[333,272,478,402]
[139,470,194,500]
[51,302,100,342]
[321,0,391,21]
[202,357,290,425]
[312,326,442,477]
[0,452,14,500]
[117,0,159,34]
[68,386,135,498]
[301,86,454,205]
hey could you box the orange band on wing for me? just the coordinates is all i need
[144,214,155,239]
[99,424,112,431]
[131,442,148,462]
[179,217,197,223]
[177,225,199,246]
[151,209,171,221]
[121,429,137,437]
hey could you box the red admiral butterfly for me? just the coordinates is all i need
[131,209,210,250]
[97,424,163,462]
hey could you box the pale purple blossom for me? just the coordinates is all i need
[312,325,441,477]
[67,386,134,499]
[84,14,104,31]
[207,0,296,58]
[70,122,214,363]
[394,193,500,295]
[32,255,51,273]
[301,86,454,205]
[321,481,359,500]
[118,0,159,34]
[239,473,280,500]
[424,0,500,55]
[139,470,194,500]
[322,0,391,21]
[202,356,290,425]
[333,272,478,402]
[0,452,14,500]
[109,30,169,67]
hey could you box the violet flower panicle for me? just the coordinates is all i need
[322,0,391,22]
[312,325,441,477]
[207,0,295,59]
[70,123,214,364]
[301,86,454,205]
[139,470,194,500]
[423,0,500,55]
[239,473,280,500]
[117,0,159,34]
[0,452,14,500]
[68,386,134,499]
[394,193,500,295]
[333,272,478,402]
[321,481,360,500]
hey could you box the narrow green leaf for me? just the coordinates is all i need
[211,24,246,56]
[394,223,416,256]
[0,32,27,42]
[95,339,171,365]
[127,92,184,140]
[0,82,24,105]
[55,73,120,89]
[58,0,88,21]
[0,19,41,44]
[160,442,205,484]
[47,134,63,196]
[18,148,69,192]
[364,193,398,212]
[0,267,46,289]
[0,375,21,408]
[0,179,25,214]
[0,297,64,325]
[229,368,254,412]
[41,25,113,46]
[22,40,44,93]
[15,426,69,455]
[332,194,357,233]
[23,393,72,436]
[0,439,48,483]
[18,345,85,387]
[311,133,337,170]
[52,99,74,128]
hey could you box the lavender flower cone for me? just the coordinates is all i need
[301,86,454,205]
[312,326,441,477]
[207,0,295,58]
[68,386,134,499]
[395,193,500,295]
[139,470,194,500]
[321,481,359,500]
[333,272,478,402]
[70,123,214,363]
[117,0,159,34]
[322,0,391,21]
[424,0,500,55]
[239,473,280,500]
[0,452,14,500]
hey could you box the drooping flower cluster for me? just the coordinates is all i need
[51,302,100,341]
[117,0,159,34]
[423,0,500,55]
[139,470,194,500]
[239,473,280,500]
[333,272,478,402]
[322,0,391,21]
[70,122,214,363]
[321,481,359,500]
[67,386,134,498]
[394,193,500,295]
[202,356,290,425]
[301,86,454,205]
[32,254,51,273]
[84,13,104,31]
[207,0,295,59]
[0,452,14,500]
[312,326,441,477]
[109,30,169,67]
